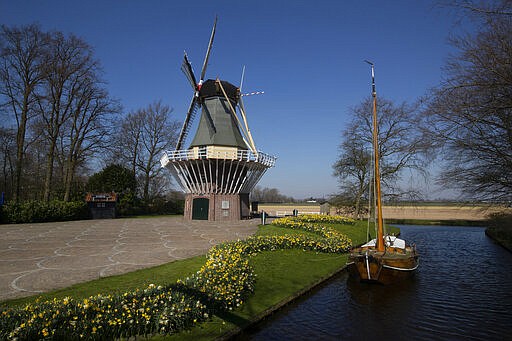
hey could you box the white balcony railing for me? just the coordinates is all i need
[161,147,277,168]
[159,146,277,194]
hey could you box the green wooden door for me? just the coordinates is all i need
[192,198,209,220]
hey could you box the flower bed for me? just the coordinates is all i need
[274,214,356,225]
[0,214,353,340]
[184,241,255,311]
[1,285,210,340]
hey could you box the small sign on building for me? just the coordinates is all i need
[85,192,118,219]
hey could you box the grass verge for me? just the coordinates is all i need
[385,218,484,226]
[151,221,393,340]
[154,249,348,341]
[485,213,512,252]
[1,220,395,340]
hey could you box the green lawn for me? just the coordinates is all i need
[1,220,396,340]
[153,221,394,340]
[153,249,348,341]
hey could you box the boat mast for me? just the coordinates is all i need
[366,61,385,252]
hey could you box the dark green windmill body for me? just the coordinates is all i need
[189,80,246,148]
[160,20,276,221]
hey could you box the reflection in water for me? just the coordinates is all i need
[239,226,512,341]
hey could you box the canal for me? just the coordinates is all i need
[238,225,512,340]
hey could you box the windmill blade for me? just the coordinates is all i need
[176,95,199,150]
[239,65,246,92]
[199,16,217,83]
[181,52,197,90]
[241,91,265,97]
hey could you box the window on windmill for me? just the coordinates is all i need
[222,201,230,209]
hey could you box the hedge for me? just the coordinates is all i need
[0,200,89,224]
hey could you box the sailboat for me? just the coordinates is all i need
[346,61,419,284]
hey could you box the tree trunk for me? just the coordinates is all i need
[63,132,78,202]
[43,138,56,202]
[354,185,366,220]
[63,147,79,202]
[63,161,72,202]
[143,142,156,202]
[13,96,29,203]
[13,122,25,203]
[143,168,150,202]
[2,147,10,197]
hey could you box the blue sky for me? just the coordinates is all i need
[1,1,472,199]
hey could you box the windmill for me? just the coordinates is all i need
[160,18,276,221]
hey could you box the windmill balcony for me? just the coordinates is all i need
[160,146,276,168]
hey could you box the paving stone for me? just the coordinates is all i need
[0,216,258,301]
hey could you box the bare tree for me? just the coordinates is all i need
[423,0,512,201]
[113,101,180,201]
[0,24,47,202]
[1,25,120,203]
[36,31,100,201]
[333,96,427,215]
[137,101,180,201]
[114,110,143,176]
[61,83,118,201]
[441,0,512,17]
[332,133,372,218]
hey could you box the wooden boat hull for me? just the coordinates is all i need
[347,246,419,284]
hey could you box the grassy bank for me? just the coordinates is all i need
[157,221,377,340]
[485,213,512,252]
[1,218,395,340]
[385,218,484,226]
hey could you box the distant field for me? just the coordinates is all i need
[258,204,325,217]
[258,203,511,221]
[381,205,506,221]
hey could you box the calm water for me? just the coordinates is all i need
[238,225,512,341]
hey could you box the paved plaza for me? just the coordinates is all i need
[0,216,259,302]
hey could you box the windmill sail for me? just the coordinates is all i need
[200,16,217,84]
[176,96,199,150]
[175,18,218,150]
[181,53,197,91]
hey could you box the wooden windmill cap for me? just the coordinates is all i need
[199,79,239,103]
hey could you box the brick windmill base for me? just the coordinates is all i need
[183,193,250,221]
[161,147,274,221]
